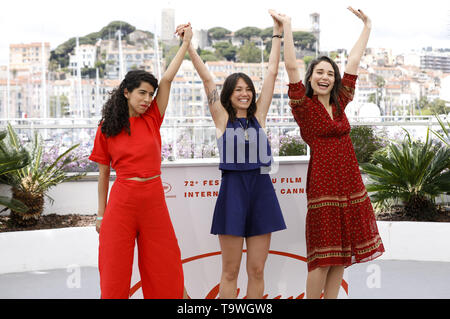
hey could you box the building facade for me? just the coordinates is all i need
[421,51,450,73]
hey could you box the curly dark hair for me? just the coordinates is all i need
[304,55,343,116]
[99,70,159,137]
[220,73,257,122]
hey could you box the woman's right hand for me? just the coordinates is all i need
[96,218,102,234]
[175,23,193,43]
[269,9,291,27]
[348,7,371,29]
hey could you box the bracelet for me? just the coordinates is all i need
[96,216,103,221]
[272,35,283,39]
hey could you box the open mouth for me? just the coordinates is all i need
[317,83,330,89]
[237,99,250,105]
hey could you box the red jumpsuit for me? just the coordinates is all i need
[288,73,384,272]
[89,99,184,298]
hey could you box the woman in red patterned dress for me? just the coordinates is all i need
[270,8,384,298]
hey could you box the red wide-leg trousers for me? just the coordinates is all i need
[98,177,184,299]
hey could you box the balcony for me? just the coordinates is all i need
[1,116,449,299]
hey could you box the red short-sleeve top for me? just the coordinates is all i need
[89,99,164,179]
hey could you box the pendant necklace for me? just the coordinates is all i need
[238,118,249,141]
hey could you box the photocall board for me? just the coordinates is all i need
[129,159,349,299]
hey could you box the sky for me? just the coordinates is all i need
[0,0,449,65]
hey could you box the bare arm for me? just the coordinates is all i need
[96,163,110,233]
[271,11,300,84]
[155,24,193,116]
[255,10,283,127]
[345,7,371,75]
[185,37,228,136]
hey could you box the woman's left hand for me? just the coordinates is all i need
[348,7,371,29]
[175,23,193,42]
[269,9,284,35]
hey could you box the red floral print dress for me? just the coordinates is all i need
[288,73,384,272]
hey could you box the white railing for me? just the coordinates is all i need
[0,115,447,162]
[1,115,448,205]
[0,114,447,127]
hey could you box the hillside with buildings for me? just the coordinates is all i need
[0,10,449,120]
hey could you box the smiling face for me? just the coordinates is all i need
[124,81,155,117]
[309,61,336,97]
[230,77,253,116]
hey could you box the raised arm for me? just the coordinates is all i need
[345,7,371,75]
[255,10,283,126]
[183,28,228,135]
[270,11,300,84]
[155,24,193,116]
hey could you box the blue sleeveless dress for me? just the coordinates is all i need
[211,117,286,237]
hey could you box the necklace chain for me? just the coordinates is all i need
[237,118,249,140]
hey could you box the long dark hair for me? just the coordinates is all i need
[220,72,257,122]
[100,70,158,137]
[304,56,343,115]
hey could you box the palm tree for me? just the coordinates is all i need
[361,129,450,221]
[1,123,86,227]
[431,114,449,147]
[375,76,385,115]
[0,130,30,213]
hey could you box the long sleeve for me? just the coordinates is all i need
[339,73,358,110]
[288,81,309,126]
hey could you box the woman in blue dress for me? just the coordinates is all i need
[177,12,286,299]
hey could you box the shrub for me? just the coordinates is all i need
[349,125,386,164]
[361,128,450,220]
[279,135,307,156]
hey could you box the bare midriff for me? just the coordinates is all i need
[125,175,160,182]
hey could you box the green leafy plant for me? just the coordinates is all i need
[349,125,386,164]
[361,128,450,221]
[0,130,30,213]
[431,114,449,147]
[0,123,86,227]
[279,135,307,156]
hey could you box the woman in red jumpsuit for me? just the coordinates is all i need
[89,25,193,299]
[271,8,384,298]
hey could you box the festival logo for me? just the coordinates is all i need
[129,250,348,299]
[162,182,172,193]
